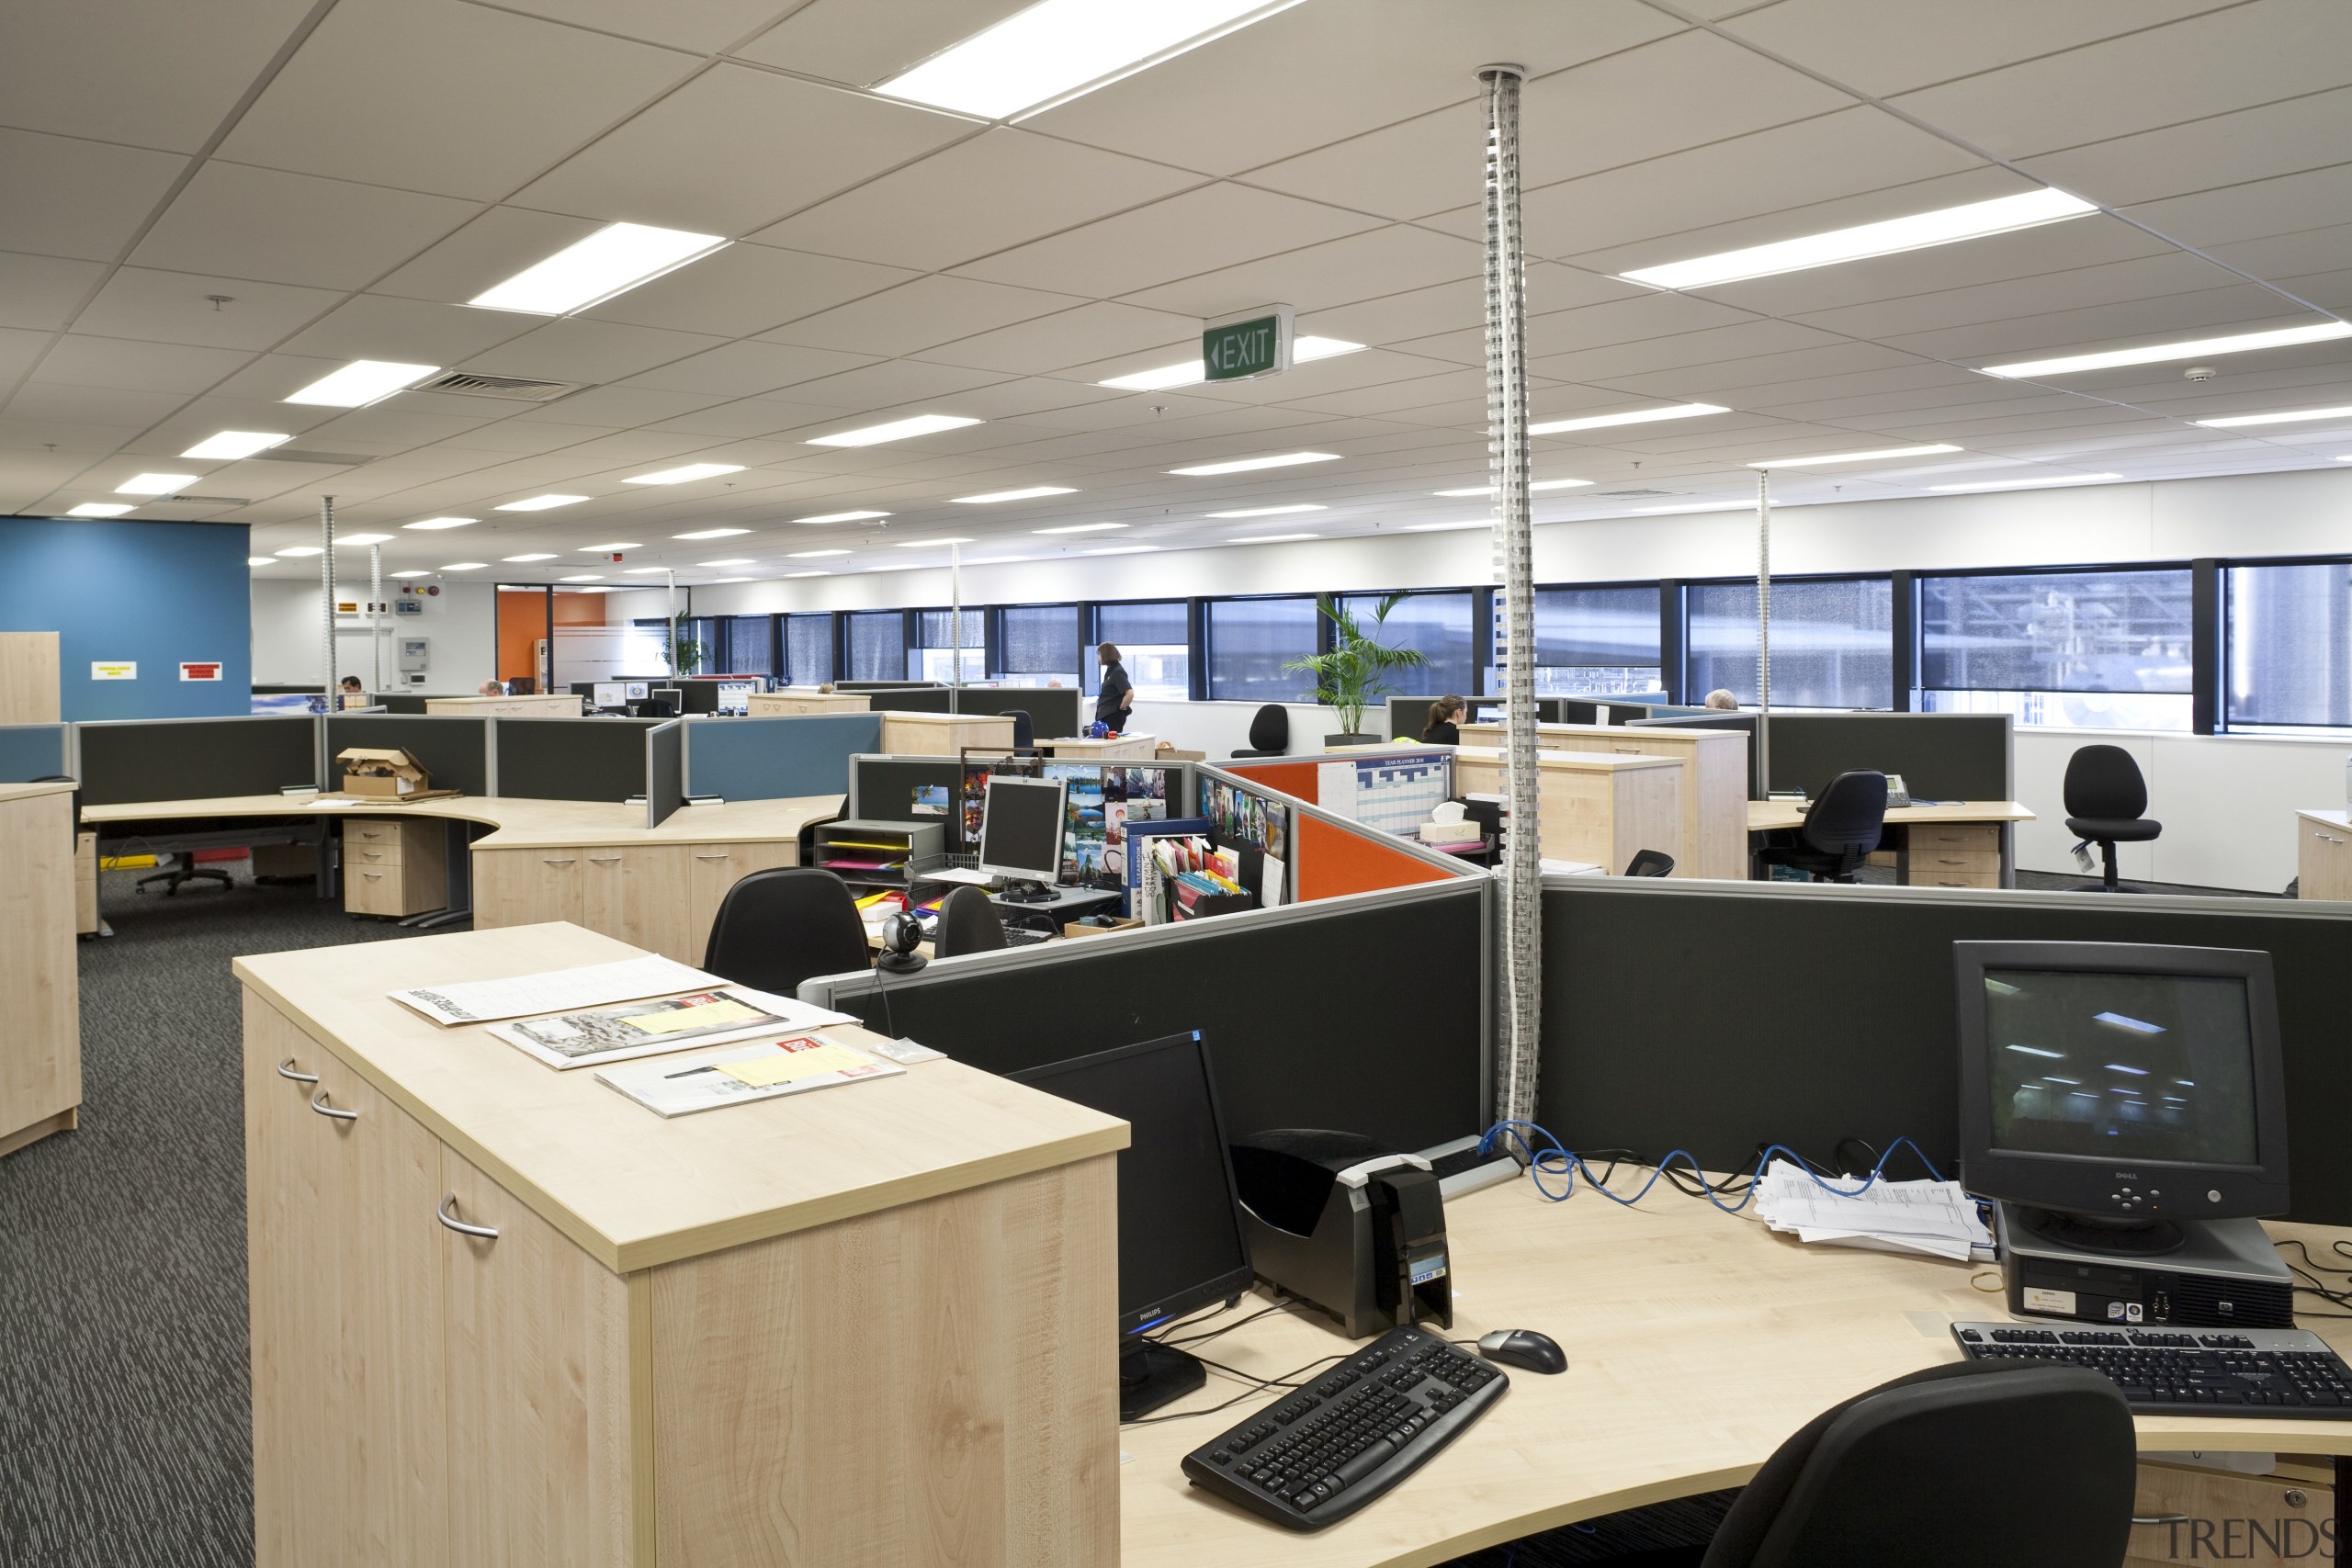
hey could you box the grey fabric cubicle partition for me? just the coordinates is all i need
[492,717,655,803]
[646,720,684,826]
[324,714,490,797]
[0,723,68,782]
[74,716,319,806]
[1629,710,2011,801]
[1534,877,2352,1226]
[682,713,880,801]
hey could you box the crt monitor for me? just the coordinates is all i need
[592,681,626,711]
[978,774,1066,900]
[1011,1032,1254,1419]
[1955,941,2289,1247]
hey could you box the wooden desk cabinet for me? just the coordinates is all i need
[2297,811,2352,900]
[878,710,1015,756]
[474,839,796,963]
[747,690,871,716]
[345,817,449,918]
[1451,748,1682,874]
[1,781,79,1156]
[1458,722,1747,879]
[1898,821,2002,889]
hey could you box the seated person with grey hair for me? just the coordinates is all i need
[1703,688,1739,711]
[477,678,505,697]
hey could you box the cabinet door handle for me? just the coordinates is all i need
[587,854,623,864]
[310,1089,359,1122]
[437,1193,498,1240]
[541,856,575,866]
[693,852,730,861]
[277,1057,320,1085]
[2133,1515,2191,1527]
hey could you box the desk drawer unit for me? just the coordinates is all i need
[2297,815,2352,900]
[2123,1459,2334,1567]
[1899,824,2001,888]
[344,818,446,918]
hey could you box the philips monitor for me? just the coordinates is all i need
[1011,1032,1253,1419]
[591,682,626,711]
[716,680,757,716]
[1955,942,2289,1251]
[978,774,1066,901]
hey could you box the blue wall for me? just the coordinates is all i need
[0,518,252,720]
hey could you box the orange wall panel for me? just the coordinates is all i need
[1295,813,1456,902]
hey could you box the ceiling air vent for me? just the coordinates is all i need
[1598,488,1676,498]
[155,494,254,506]
[413,372,580,402]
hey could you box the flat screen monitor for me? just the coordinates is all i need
[1955,942,2289,1239]
[592,682,626,710]
[716,680,757,716]
[978,775,1065,892]
[1011,1032,1253,1417]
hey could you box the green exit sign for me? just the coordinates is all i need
[1202,306,1294,382]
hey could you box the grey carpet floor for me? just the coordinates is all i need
[0,863,411,1568]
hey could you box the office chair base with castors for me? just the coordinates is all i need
[137,853,234,896]
[2063,744,2161,893]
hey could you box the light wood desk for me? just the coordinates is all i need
[1121,1177,2352,1568]
[747,689,873,716]
[1460,722,1748,880]
[2296,810,2351,899]
[82,793,842,965]
[1746,799,2035,888]
[1041,731,1158,761]
[424,693,583,717]
[237,921,1124,1567]
[1,779,78,1156]
[878,708,1015,756]
[1451,748,1682,876]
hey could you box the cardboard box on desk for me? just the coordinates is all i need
[1062,916,1143,940]
[335,746,434,798]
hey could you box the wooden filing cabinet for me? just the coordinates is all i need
[1897,822,2001,888]
[2,783,80,1156]
[74,829,97,935]
[581,844,691,958]
[344,817,448,918]
[2123,1458,2334,1566]
[2296,810,2352,900]
[474,838,798,963]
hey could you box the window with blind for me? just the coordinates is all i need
[1091,600,1191,699]
[846,611,905,682]
[719,615,774,676]
[1336,591,1475,698]
[2226,561,2352,730]
[1487,585,1661,696]
[1919,567,2190,729]
[914,608,984,682]
[1205,597,1318,702]
[784,614,833,686]
[997,604,1080,688]
[1688,578,1893,710]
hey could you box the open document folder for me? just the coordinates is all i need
[1752,1160,1996,1263]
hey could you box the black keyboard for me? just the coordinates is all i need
[1003,927,1054,946]
[1180,1323,1507,1530]
[1951,1321,2352,1416]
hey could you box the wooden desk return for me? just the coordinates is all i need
[1,779,79,1157]
[1747,798,2035,888]
[1121,1176,2352,1568]
[238,922,1125,1567]
[1450,747,1682,876]
[1458,721,1748,879]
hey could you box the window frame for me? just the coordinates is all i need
[1681,570,1898,712]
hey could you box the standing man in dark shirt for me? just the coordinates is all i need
[1094,641,1134,733]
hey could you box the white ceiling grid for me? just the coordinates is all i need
[0,0,2345,584]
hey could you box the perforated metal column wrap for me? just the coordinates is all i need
[319,493,337,702]
[1480,64,1542,1130]
[1756,468,1771,787]
[369,543,383,693]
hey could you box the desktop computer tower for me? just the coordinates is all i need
[1996,1204,2295,1329]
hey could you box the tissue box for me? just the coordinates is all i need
[1418,819,1482,846]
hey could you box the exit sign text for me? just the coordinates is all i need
[1202,307,1294,383]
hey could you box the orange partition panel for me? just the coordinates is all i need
[1296,813,1457,901]
[1225,760,1320,803]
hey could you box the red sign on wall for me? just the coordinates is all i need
[179,661,223,682]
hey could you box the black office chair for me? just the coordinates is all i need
[933,885,1009,959]
[1623,849,1676,877]
[506,675,536,694]
[1754,771,1886,884]
[2064,743,2161,893]
[1232,703,1289,758]
[1591,1359,2134,1568]
[702,868,869,994]
[1005,708,1038,756]
[89,755,233,895]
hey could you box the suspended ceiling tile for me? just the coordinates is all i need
[1523,293,1763,360]
[369,206,612,307]
[28,333,252,395]
[68,266,345,352]
[2019,86,2352,210]
[1532,318,1852,383]
[0,254,107,333]
[1118,224,1485,319]
[481,0,797,52]
[1875,280,2296,362]
[440,419,620,455]
[514,63,973,237]
[732,0,1032,87]
[954,184,1384,299]
[504,385,738,429]
[763,357,1012,413]
[277,293,541,366]
[458,317,730,384]
[912,300,1200,377]
[752,129,1204,273]
[130,163,480,291]
[1788,249,2247,340]
[0,0,316,152]
[4,382,187,430]
[766,276,1089,358]
[215,0,697,202]
[621,339,879,398]
[1026,0,1681,177]
[1887,0,2352,160]
[1717,0,2236,99]
[0,130,190,264]
[2272,265,2352,312]
[1601,339,1929,395]
[291,406,505,448]
[2124,164,2352,250]
[644,400,817,439]
[2205,222,2352,285]
[584,243,918,338]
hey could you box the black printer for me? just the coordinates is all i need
[1228,1129,1452,1339]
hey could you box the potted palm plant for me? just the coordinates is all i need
[663,615,705,679]
[1284,592,1428,746]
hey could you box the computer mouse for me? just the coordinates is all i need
[1477,1328,1566,1375]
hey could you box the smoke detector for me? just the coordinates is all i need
[2183,365,2219,383]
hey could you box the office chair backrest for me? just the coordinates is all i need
[1800,771,1887,859]
[1006,708,1035,750]
[506,675,535,694]
[1249,704,1288,752]
[1702,1359,2133,1568]
[1623,849,1675,877]
[933,885,1009,958]
[701,868,870,995]
[2064,743,2147,820]
[1456,797,1502,840]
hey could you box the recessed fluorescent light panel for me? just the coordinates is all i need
[625,462,745,486]
[1085,544,1160,556]
[1620,188,2098,290]
[699,558,753,567]
[1033,522,1127,535]
[469,222,729,315]
[67,503,134,517]
[1169,451,1340,477]
[248,556,275,567]
[581,541,641,551]
[952,485,1077,503]
[115,473,195,495]
[1982,321,2352,379]
[795,510,891,524]
[182,431,290,459]
[805,414,980,448]
[1430,479,1592,497]
[623,567,670,575]
[788,549,851,558]
[894,537,974,548]
[786,570,831,579]
[442,562,487,570]
[390,570,430,578]
[1528,402,1728,435]
[496,495,589,512]
[284,359,438,408]
[673,528,749,540]
[1634,502,1782,515]
[875,0,1303,120]
[502,553,558,562]
[1928,473,2122,492]
[1207,504,1326,518]
[2195,405,2352,429]
[557,574,602,582]
[962,555,1033,565]
[336,533,391,547]
[1097,334,1364,391]
[402,516,476,530]
[1400,520,1488,533]
[1229,533,1319,544]
[1749,444,1960,468]
[275,547,322,557]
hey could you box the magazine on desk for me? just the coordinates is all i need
[596,1033,903,1118]
[486,986,857,1071]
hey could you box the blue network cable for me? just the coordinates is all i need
[1475,1121,1946,1213]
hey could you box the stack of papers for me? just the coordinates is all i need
[486,986,855,1071]
[1752,1160,1995,1263]
[597,1034,903,1118]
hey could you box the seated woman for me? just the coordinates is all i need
[1420,694,1466,745]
